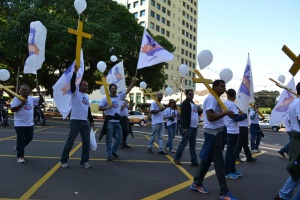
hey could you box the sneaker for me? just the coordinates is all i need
[123,144,131,148]
[107,156,112,161]
[274,194,283,200]
[278,151,285,158]
[112,153,119,158]
[170,149,176,153]
[235,158,243,163]
[14,146,17,151]
[225,173,239,179]
[60,162,69,168]
[233,171,243,177]
[247,157,257,162]
[219,191,238,200]
[191,162,199,167]
[17,158,25,163]
[148,148,154,153]
[173,159,182,165]
[253,149,259,153]
[165,147,169,151]
[80,162,91,169]
[158,150,168,155]
[190,183,209,194]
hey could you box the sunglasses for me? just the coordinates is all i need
[170,101,175,103]
[188,94,194,96]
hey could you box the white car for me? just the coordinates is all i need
[128,111,148,126]
[259,119,282,132]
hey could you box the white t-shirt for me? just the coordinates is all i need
[164,107,178,126]
[249,110,259,124]
[190,102,199,128]
[223,100,239,134]
[239,118,249,127]
[100,92,126,122]
[288,99,300,132]
[119,100,129,117]
[151,101,164,124]
[203,94,224,129]
[285,116,292,132]
[70,89,90,120]
[11,96,39,126]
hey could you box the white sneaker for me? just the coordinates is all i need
[17,158,25,163]
[60,162,69,168]
[80,162,91,169]
[253,149,259,153]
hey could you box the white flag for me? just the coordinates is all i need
[52,50,84,119]
[237,54,255,113]
[100,61,126,94]
[24,21,47,74]
[137,29,174,69]
[269,78,296,124]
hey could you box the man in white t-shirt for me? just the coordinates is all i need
[147,92,168,155]
[11,84,44,163]
[99,79,137,161]
[249,104,261,152]
[119,98,134,148]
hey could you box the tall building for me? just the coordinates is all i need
[115,0,197,93]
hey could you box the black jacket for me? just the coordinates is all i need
[180,98,200,129]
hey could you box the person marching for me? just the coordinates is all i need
[249,104,262,152]
[164,99,179,153]
[119,98,134,148]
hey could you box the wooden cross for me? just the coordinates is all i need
[249,103,265,119]
[68,20,92,71]
[174,80,184,92]
[192,69,228,111]
[0,84,24,100]
[95,77,112,105]
[143,88,163,108]
[269,78,299,97]
[282,45,300,76]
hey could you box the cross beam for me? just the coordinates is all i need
[0,84,24,100]
[249,103,265,119]
[68,20,92,71]
[95,77,112,105]
[192,69,228,111]
[269,78,299,97]
[282,45,300,76]
[143,88,163,108]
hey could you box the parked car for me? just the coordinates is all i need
[128,111,148,126]
[259,119,282,132]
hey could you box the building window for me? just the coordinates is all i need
[129,93,134,103]
[133,1,138,8]
[157,3,161,10]
[151,0,155,6]
[182,29,185,35]
[150,11,155,17]
[165,74,168,80]
[181,39,184,45]
[167,0,171,6]
[166,31,170,37]
[141,0,146,5]
[165,63,169,69]
[162,7,166,13]
[127,3,131,9]
[140,10,145,17]
[162,17,165,24]
[136,93,141,104]
[156,14,160,20]
[133,12,138,18]
[150,22,154,29]
[156,25,160,32]
[139,21,145,27]
[167,20,170,26]
[161,28,165,34]
[167,10,171,16]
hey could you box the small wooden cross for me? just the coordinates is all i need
[249,103,265,119]
[282,45,300,76]
[95,77,112,105]
[68,20,92,71]
[0,84,24,100]
[143,88,163,108]
[192,69,228,111]
[174,80,184,92]
[269,78,299,97]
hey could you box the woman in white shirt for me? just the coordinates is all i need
[164,99,178,153]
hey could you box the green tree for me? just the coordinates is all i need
[254,90,280,110]
[0,0,175,96]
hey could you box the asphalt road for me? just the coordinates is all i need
[0,118,292,200]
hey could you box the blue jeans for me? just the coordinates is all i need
[148,123,164,151]
[15,126,34,158]
[225,134,239,174]
[174,127,197,164]
[165,123,177,150]
[61,120,90,164]
[106,121,122,157]
[279,176,300,200]
[279,132,292,153]
[250,123,261,150]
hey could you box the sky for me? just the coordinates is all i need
[196,0,300,93]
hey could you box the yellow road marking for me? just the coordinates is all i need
[19,143,82,200]
[0,135,16,142]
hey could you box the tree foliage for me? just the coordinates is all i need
[254,90,280,109]
[0,0,175,96]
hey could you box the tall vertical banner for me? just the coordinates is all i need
[237,55,255,113]
[269,78,296,124]
[137,29,174,69]
[24,21,47,74]
[52,50,84,119]
[100,61,126,94]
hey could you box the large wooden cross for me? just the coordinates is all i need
[95,77,112,105]
[143,88,163,108]
[192,69,228,111]
[282,45,300,76]
[68,20,92,71]
[0,84,24,100]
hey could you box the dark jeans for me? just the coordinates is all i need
[225,134,238,174]
[279,131,292,153]
[174,127,197,164]
[250,123,261,150]
[120,116,129,145]
[60,120,90,164]
[194,132,228,194]
[15,126,34,158]
[236,126,252,159]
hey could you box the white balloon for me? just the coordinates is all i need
[278,75,285,84]
[139,81,147,89]
[110,55,117,62]
[97,61,107,73]
[179,64,189,78]
[198,50,213,69]
[219,68,233,83]
[165,86,173,96]
[0,69,10,81]
[74,0,87,15]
